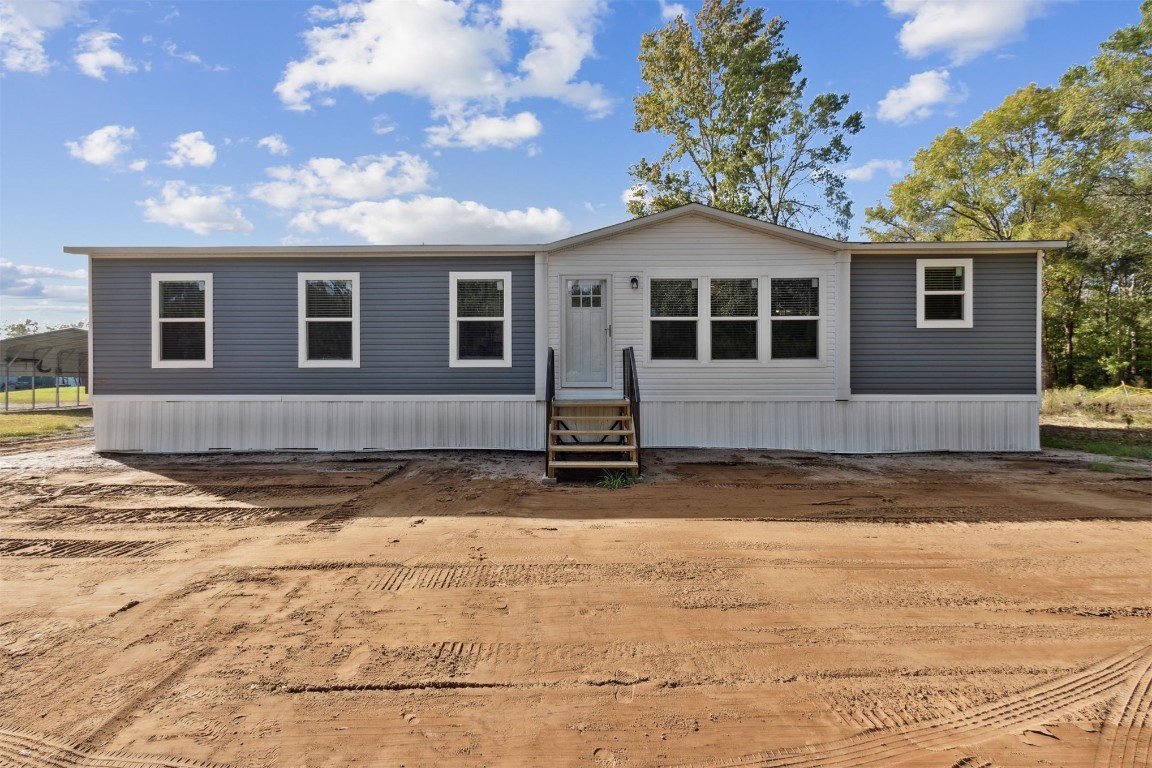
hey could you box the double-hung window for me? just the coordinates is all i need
[298,273,359,367]
[152,273,212,368]
[770,278,820,359]
[710,278,758,360]
[917,258,973,328]
[650,278,698,360]
[450,272,512,367]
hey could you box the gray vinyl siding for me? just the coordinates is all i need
[851,254,1037,395]
[91,256,534,395]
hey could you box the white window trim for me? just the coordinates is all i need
[298,272,360,368]
[151,272,212,369]
[648,277,701,362]
[769,276,822,362]
[449,271,512,368]
[917,258,973,329]
[709,278,759,362]
[644,271,829,366]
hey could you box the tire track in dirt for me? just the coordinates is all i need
[1095,648,1152,768]
[18,506,330,529]
[0,724,234,768]
[0,539,168,558]
[669,646,1151,768]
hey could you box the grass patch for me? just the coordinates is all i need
[596,470,637,489]
[1041,426,1152,461]
[0,410,92,440]
[2,386,88,406]
[1042,386,1152,428]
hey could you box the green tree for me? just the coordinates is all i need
[2,319,40,338]
[628,0,862,237]
[865,2,1151,387]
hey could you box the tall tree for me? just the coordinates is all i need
[628,0,862,238]
[864,2,1151,387]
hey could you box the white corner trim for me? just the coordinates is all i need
[534,253,547,398]
[835,251,851,400]
[151,272,213,369]
[1036,250,1044,396]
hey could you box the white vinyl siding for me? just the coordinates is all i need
[547,213,838,401]
[298,272,360,368]
[917,258,973,328]
[151,273,212,368]
[450,271,512,368]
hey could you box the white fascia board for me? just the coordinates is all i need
[847,241,1066,254]
[66,245,537,258]
[545,203,845,254]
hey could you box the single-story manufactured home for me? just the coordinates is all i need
[67,204,1064,470]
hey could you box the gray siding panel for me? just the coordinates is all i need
[91,256,535,395]
[851,255,1037,395]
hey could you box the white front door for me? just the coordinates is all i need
[563,277,611,387]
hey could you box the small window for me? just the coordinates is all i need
[770,278,820,359]
[568,279,602,308]
[917,258,973,328]
[450,272,512,367]
[710,278,757,360]
[152,273,212,368]
[298,273,359,367]
[650,278,698,360]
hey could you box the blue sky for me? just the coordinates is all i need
[0,0,1139,328]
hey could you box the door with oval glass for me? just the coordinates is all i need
[563,277,611,387]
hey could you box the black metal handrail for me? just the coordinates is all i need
[622,346,642,475]
[545,347,556,472]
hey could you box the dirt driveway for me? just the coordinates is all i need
[1,438,1149,768]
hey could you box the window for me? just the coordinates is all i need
[710,278,757,360]
[770,278,820,359]
[152,273,212,368]
[650,278,698,360]
[298,273,359,367]
[450,272,512,367]
[917,258,973,328]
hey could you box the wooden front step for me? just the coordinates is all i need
[547,399,639,478]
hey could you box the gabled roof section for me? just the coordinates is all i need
[543,203,846,253]
[1,328,89,370]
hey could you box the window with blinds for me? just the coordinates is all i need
[770,278,820,359]
[650,278,698,360]
[298,273,359,367]
[710,278,757,360]
[450,272,512,367]
[152,273,212,368]
[916,259,973,328]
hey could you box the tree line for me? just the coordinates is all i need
[630,0,1151,389]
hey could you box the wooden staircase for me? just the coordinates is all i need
[546,399,639,478]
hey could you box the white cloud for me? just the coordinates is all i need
[275,0,612,142]
[290,196,570,243]
[657,0,687,21]
[65,124,138,166]
[842,159,906,182]
[128,159,148,172]
[140,181,254,235]
[0,258,86,280]
[372,114,397,135]
[251,153,433,210]
[73,29,136,79]
[885,0,1050,65]
[877,69,965,124]
[0,0,84,74]
[164,131,217,167]
[426,110,543,150]
[257,134,290,156]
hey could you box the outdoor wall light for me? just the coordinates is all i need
[630,276,640,290]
